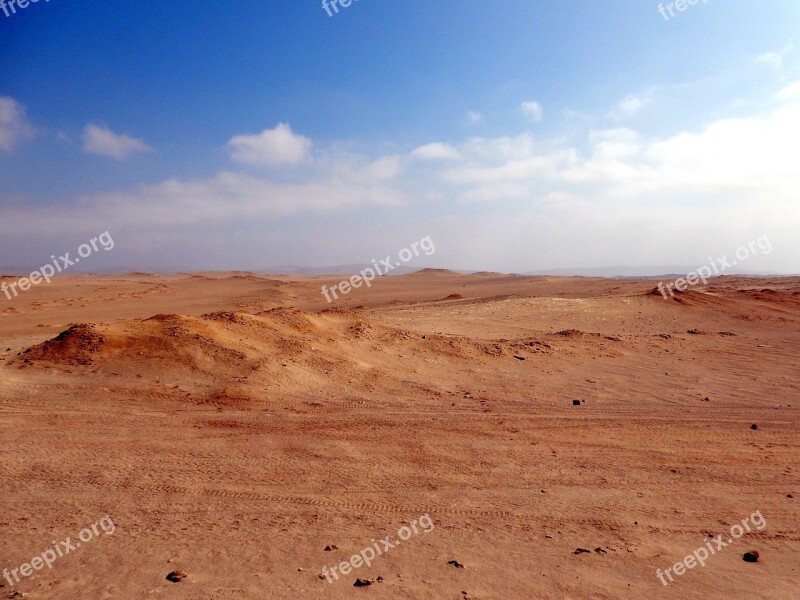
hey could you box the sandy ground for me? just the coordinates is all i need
[1,271,798,599]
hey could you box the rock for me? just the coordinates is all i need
[743,551,760,563]
[166,570,188,583]
[448,560,465,568]
[376,576,384,582]
[751,424,758,430]
[572,400,581,406]
[353,578,372,587]
[324,545,338,551]
[788,494,794,499]
[594,547,607,555]
[513,355,526,360]
[573,548,591,555]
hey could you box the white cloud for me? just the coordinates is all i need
[90,171,405,226]
[459,183,530,203]
[755,52,783,69]
[467,111,484,123]
[82,124,151,159]
[754,44,792,69]
[0,155,410,239]
[644,104,800,187]
[411,142,461,161]
[520,101,543,122]
[459,133,535,162]
[227,123,312,166]
[608,93,650,121]
[441,101,800,196]
[362,155,406,180]
[0,97,35,152]
[775,81,800,103]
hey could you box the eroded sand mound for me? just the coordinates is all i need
[24,324,105,366]
[16,306,570,404]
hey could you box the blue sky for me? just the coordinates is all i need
[1,0,799,272]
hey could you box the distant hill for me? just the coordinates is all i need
[523,266,781,278]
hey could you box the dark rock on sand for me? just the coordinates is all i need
[743,551,760,563]
[166,570,188,583]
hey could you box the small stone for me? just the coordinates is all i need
[166,570,188,583]
[323,545,338,551]
[594,547,607,555]
[448,560,465,568]
[353,578,372,587]
[751,424,758,430]
[376,576,384,582]
[743,551,760,563]
[573,548,591,555]
[572,400,581,406]
[513,355,526,361]
[788,494,794,499]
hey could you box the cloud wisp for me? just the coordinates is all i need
[82,124,152,160]
[0,97,35,152]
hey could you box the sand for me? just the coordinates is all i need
[1,271,798,599]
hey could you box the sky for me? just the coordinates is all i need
[1,0,799,273]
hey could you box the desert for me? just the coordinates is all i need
[3,1,800,598]
[1,271,798,598]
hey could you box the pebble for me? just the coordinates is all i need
[448,560,465,568]
[166,570,188,583]
[743,551,760,563]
